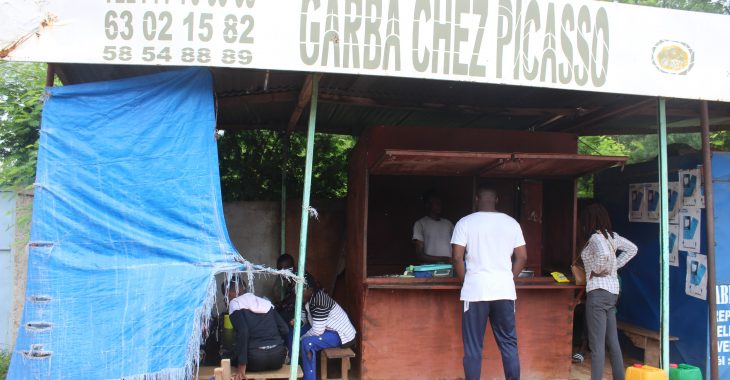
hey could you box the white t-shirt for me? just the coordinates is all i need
[450,212,526,301]
[412,216,454,258]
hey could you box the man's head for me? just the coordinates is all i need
[423,191,443,218]
[475,184,498,211]
[303,272,318,300]
[277,254,295,270]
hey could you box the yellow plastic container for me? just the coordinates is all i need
[626,364,668,380]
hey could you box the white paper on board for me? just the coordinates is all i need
[669,223,679,267]
[680,169,701,207]
[679,207,701,253]
[629,183,647,222]
[668,181,682,224]
[686,253,708,300]
[646,182,659,222]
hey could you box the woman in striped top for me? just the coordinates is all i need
[299,274,356,380]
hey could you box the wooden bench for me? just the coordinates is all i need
[211,359,302,380]
[320,347,356,380]
[617,321,678,367]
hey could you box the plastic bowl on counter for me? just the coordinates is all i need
[518,270,535,278]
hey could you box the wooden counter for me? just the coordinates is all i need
[365,276,584,290]
[360,277,582,380]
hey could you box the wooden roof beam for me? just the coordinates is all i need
[556,98,656,133]
[287,74,314,133]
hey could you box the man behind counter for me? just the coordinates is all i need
[412,192,454,263]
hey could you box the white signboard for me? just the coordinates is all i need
[1,0,730,101]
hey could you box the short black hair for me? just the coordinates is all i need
[221,275,245,296]
[304,272,318,289]
[277,254,295,267]
[476,184,498,197]
[422,190,441,205]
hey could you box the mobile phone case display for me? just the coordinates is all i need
[629,183,647,222]
[669,223,679,267]
[679,206,701,254]
[679,168,703,208]
[668,181,682,224]
[686,253,708,300]
[645,182,660,221]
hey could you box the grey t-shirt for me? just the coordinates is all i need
[412,216,454,258]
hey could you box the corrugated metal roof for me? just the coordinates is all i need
[55,64,730,136]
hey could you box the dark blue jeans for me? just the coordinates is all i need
[462,300,520,380]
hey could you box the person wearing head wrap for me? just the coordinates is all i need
[297,273,356,380]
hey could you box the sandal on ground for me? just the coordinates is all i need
[572,353,584,363]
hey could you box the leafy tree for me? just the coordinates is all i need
[218,130,355,202]
[0,62,47,190]
[612,0,729,14]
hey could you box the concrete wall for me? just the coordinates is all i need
[5,191,32,351]
[221,201,280,303]
[219,199,346,304]
[0,192,16,350]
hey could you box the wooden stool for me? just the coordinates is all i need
[319,347,355,380]
[617,321,678,367]
[213,359,302,380]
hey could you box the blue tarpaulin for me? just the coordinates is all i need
[8,68,241,379]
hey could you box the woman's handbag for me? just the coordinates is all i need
[571,261,586,286]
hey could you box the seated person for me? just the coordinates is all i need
[299,274,356,380]
[225,276,289,380]
[273,254,317,323]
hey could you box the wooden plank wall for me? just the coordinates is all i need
[345,132,370,376]
[542,180,577,272]
[362,288,576,380]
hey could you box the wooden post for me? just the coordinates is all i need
[222,358,231,380]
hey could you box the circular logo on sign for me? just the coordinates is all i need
[652,40,694,75]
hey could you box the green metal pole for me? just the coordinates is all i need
[289,74,319,380]
[657,98,670,371]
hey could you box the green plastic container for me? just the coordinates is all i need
[669,364,702,380]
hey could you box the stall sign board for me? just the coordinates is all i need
[1,0,730,101]
[717,284,730,375]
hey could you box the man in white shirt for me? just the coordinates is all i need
[451,185,527,380]
[413,193,454,263]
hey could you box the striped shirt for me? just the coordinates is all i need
[581,231,638,295]
[303,289,356,345]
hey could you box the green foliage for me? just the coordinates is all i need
[0,348,9,380]
[218,130,355,202]
[610,0,729,14]
[0,62,47,191]
[578,132,710,198]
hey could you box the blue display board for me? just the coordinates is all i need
[595,155,708,377]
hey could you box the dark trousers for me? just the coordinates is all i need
[586,289,624,380]
[247,345,287,372]
[462,300,520,380]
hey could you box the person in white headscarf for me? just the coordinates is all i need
[225,276,289,380]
